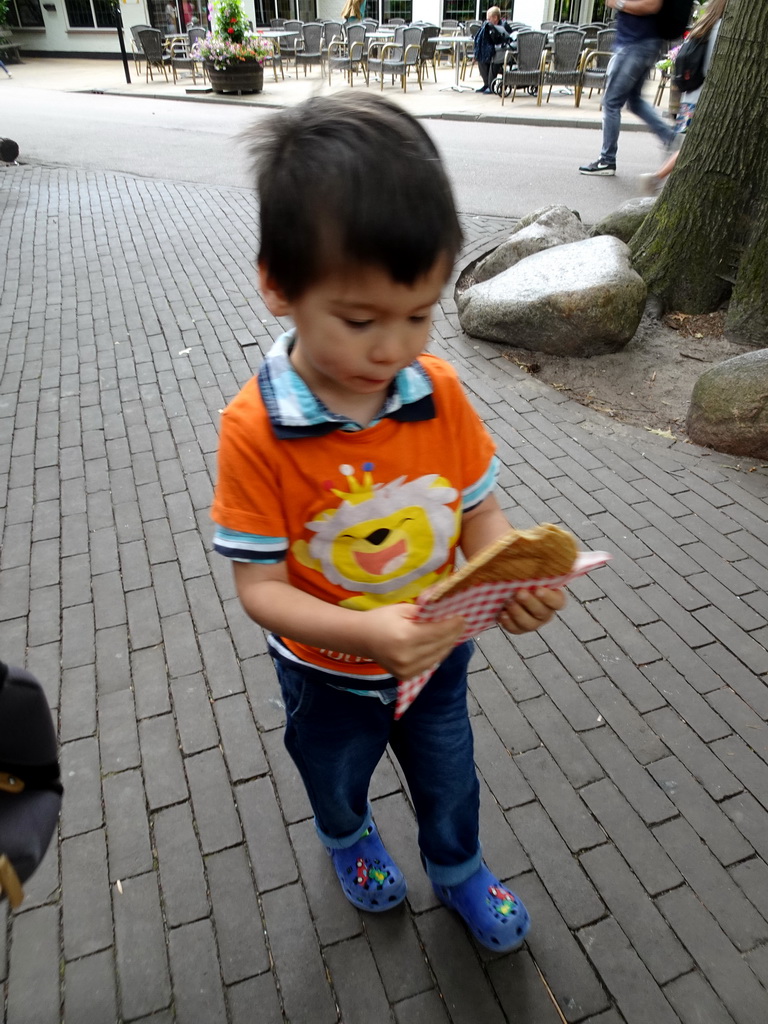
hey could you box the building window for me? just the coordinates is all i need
[382,0,412,20]
[442,0,475,22]
[5,0,45,27]
[63,0,117,28]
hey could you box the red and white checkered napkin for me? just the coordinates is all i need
[394,550,611,720]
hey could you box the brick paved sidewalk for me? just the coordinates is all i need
[1,165,767,1024]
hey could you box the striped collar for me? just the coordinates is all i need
[257,330,436,439]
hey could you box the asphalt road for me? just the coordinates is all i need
[2,89,662,223]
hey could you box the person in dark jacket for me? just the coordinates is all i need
[474,6,513,93]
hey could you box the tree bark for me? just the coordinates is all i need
[629,1,768,345]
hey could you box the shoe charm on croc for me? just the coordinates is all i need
[327,824,407,913]
[434,863,530,952]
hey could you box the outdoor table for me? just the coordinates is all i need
[163,34,188,54]
[435,34,475,92]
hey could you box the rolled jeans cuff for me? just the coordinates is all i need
[423,845,483,886]
[315,804,372,850]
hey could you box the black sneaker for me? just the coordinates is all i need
[579,159,616,176]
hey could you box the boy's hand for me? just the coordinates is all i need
[361,604,466,681]
[497,587,566,635]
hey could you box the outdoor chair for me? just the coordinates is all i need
[169,36,204,85]
[576,27,615,106]
[129,24,152,76]
[496,29,547,106]
[137,28,171,83]
[270,18,286,28]
[280,19,303,62]
[321,20,344,61]
[386,17,406,26]
[540,21,558,31]
[375,25,422,92]
[294,22,324,77]
[365,25,404,85]
[579,22,604,49]
[539,27,585,105]
[434,23,459,69]
[362,18,379,31]
[327,22,367,86]
[418,24,440,83]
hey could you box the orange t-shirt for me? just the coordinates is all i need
[212,354,496,677]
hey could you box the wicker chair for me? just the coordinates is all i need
[137,28,171,83]
[496,29,547,105]
[294,22,324,77]
[576,27,616,106]
[129,24,152,76]
[539,27,585,105]
[376,25,422,91]
[366,24,404,83]
[279,19,303,63]
[418,24,440,83]
[327,22,367,86]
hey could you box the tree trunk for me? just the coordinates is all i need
[629,1,768,345]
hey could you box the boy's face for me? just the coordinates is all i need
[259,259,451,418]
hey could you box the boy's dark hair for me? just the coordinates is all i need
[250,92,463,300]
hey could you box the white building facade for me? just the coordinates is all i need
[6,0,605,58]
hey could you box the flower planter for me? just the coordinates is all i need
[205,61,264,94]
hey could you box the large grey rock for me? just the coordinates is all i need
[474,205,588,283]
[590,197,656,243]
[687,349,768,458]
[457,235,647,357]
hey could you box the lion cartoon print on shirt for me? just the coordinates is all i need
[292,462,461,610]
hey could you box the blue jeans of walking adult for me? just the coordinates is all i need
[601,38,675,165]
[274,640,483,886]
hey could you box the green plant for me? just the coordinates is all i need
[0,0,10,25]
[191,0,273,67]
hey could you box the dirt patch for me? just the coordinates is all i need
[492,308,755,439]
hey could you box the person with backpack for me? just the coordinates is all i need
[578,0,690,176]
[639,0,726,193]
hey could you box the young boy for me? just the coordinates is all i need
[212,93,565,953]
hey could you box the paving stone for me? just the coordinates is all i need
[648,757,754,867]
[187,747,243,855]
[262,727,312,824]
[486,947,565,1023]
[506,802,604,929]
[582,921,680,1024]
[154,802,209,927]
[657,886,768,1024]
[721,792,768,862]
[472,715,535,810]
[581,726,676,825]
[5,904,61,1024]
[167,918,228,1024]
[261,884,338,1024]
[112,868,171,1019]
[161,612,203,679]
[206,845,269,984]
[103,768,154,882]
[214,692,268,782]
[199,628,244,699]
[474,628,543,701]
[326,935,394,1024]
[519,694,602,789]
[580,779,682,896]
[516,746,605,852]
[662,970,737,1024]
[729,857,768,922]
[95,623,132,693]
[170,672,217,754]
[706,688,768,762]
[98,688,141,773]
[526,652,603,732]
[138,713,187,810]
[227,973,284,1024]
[242,653,285,731]
[63,950,119,1024]
[580,842,691,985]
[581,677,668,765]
[60,736,103,837]
[235,774,297,891]
[59,664,97,743]
[132,644,172,719]
[469,668,540,755]
[393,988,451,1024]
[641,661,732,743]
[518,872,610,1021]
[415,907,508,1024]
[645,708,743,802]
[61,829,112,960]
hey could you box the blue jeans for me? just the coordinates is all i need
[601,39,675,164]
[274,641,483,885]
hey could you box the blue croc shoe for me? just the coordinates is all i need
[434,864,530,952]
[327,823,407,913]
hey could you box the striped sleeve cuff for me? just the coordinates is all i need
[213,527,288,563]
[462,456,500,512]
